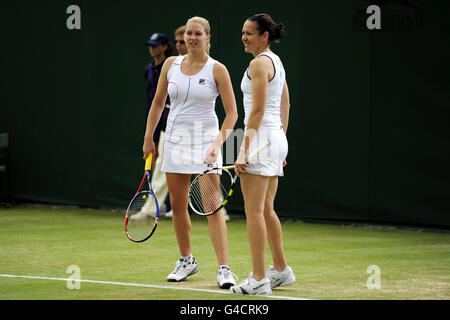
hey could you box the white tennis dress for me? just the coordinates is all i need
[161,55,222,174]
[241,51,288,177]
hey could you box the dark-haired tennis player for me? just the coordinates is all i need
[143,16,238,289]
[231,14,296,296]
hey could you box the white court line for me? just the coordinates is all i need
[0,274,311,300]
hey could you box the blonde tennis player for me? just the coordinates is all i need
[231,14,296,296]
[142,16,238,289]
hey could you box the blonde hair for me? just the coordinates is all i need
[186,16,211,55]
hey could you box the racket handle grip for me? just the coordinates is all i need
[145,153,153,171]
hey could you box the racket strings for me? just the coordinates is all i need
[127,191,157,241]
[189,170,232,215]
[129,192,155,215]
[192,176,222,210]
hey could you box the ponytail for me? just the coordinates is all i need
[247,13,284,43]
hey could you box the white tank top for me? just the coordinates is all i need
[241,51,285,129]
[165,55,220,144]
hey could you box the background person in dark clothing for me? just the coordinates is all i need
[144,33,172,151]
[135,33,173,220]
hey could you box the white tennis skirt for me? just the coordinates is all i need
[246,126,288,177]
[161,140,222,174]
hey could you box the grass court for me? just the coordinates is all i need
[0,207,449,300]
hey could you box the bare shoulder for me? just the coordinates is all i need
[161,56,178,72]
[213,61,230,81]
[249,55,272,78]
[252,55,274,70]
[213,61,229,74]
[166,56,178,64]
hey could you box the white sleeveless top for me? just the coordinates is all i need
[165,55,220,145]
[241,51,285,129]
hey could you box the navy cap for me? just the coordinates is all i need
[145,33,169,46]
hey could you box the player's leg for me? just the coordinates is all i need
[263,176,296,288]
[166,172,192,257]
[230,172,272,295]
[263,176,287,271]
[207,208,236,288]
[165,172,199,282]
[206,208,228,266]
[239,173,270,281]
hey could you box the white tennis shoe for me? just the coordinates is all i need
[167,256,199,282]
[230,274,272,296]
[217,265,237,289]
[266,265,296,288]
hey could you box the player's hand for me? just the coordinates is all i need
[143,137,155,161]
[234,149,248,177]
[283,159,287,167]
[204,143,220,165]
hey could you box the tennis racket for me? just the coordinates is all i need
[188,140,271,216]
[125,153,159,242]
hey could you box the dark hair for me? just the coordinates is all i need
[247,13,284,43]
[164,42,174,57]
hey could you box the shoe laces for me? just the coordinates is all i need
[218,266,238,281]
[172,258,190,274]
